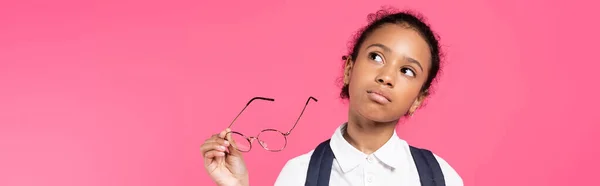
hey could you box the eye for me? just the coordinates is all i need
[401,68,415,77]
[368,52,383,63]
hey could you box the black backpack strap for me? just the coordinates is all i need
[304,139,335,186]
[410,146,446,186]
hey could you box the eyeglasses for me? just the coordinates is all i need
[226,96,318,152]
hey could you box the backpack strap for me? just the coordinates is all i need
[304,139,446,186]
[409,146,446,186]
[304,139,335,186]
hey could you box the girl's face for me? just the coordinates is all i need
[345,23,432,123]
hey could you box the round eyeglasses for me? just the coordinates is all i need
[226,96,317,152]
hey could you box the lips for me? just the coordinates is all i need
[367,89,391,103]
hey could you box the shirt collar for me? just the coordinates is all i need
[329,122,408,173]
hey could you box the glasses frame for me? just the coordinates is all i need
[226,96,318,152]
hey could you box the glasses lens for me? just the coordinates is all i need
[257,130,287,151]
[229,132,251,152]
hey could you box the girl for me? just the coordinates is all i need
[200,7,463,186]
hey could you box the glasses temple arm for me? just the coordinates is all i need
[284,96,318,136]
[228,97,275,129]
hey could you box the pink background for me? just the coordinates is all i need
[1,0,599,185]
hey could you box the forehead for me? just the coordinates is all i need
[361,23,432,67]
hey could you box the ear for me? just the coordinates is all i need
[343,56,354,85]
[408,90,428,115]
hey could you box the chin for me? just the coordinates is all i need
[354,103,401,123]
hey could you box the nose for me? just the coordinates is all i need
[375,68,395,88]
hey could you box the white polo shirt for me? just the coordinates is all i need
[274,123,463,186]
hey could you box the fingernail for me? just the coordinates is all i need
[219,146,226,151]
[224,140,230,146]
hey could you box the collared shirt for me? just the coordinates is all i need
[274,123,463,186]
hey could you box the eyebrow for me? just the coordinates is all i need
[366,43,424,72]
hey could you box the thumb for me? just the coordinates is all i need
[225,128,243,156]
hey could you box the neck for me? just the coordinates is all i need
[343,111,398,155]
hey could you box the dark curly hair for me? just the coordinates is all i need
[339,7,444,101]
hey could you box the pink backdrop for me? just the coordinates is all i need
[1,0,599,185]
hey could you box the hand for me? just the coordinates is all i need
[201,128,249,186]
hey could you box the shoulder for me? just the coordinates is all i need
[431,152,464,186]
[273,150,314,186]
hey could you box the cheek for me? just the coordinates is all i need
[347,80,362,100]
[348,69,372,94]
[392,81,423,100]
[349,61,375,82]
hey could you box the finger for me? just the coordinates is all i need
[218,129,229,139]
[203,150,226,160]
[203,150,225,168]
[203,134,219,143]
[203,135,229,147]
[200,142,228,155]
[225,128,242,155]
[216,137,230,147]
